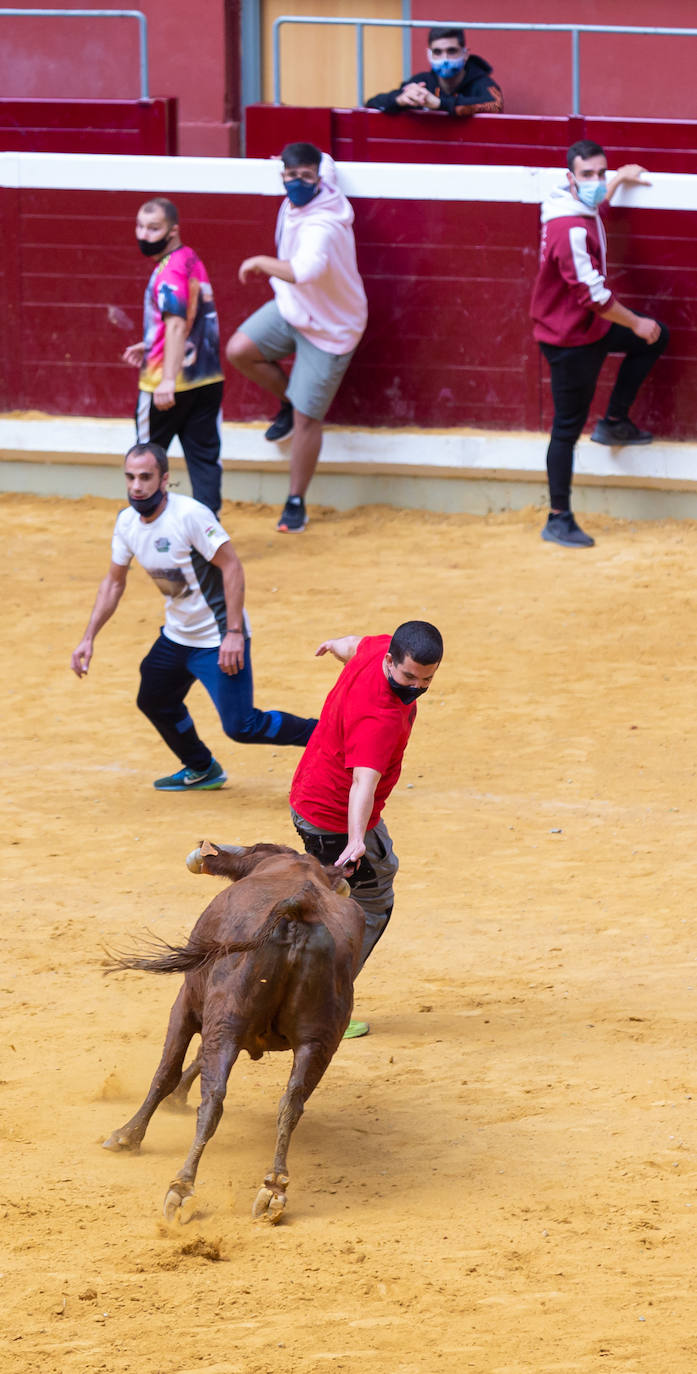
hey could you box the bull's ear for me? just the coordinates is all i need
[200,839,220,857]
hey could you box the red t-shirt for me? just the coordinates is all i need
[290,634,416,833]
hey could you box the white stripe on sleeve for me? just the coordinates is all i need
[568,225,611,306]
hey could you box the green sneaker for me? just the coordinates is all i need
[343,1019,370,1039]
[153,759,227,791]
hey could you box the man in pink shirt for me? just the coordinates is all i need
[226,142,368,533]
[530,140,669,549]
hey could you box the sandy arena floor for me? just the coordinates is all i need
[3,490,697,1374]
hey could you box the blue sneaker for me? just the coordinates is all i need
[153,759,227,791]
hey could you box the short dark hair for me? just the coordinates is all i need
[281,142,322,170]
[428,26,465,47]
[566,140,605,172]
[124,442,169,477]
[389,620,443,666]
[139,196,179,226]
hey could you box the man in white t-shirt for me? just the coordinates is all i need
[70,443,317,790]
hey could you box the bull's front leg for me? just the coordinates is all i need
[102,988,197,1153]
[163,1041,240,1222]
[253,1042,332,1225]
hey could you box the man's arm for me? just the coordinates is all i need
[315,635,361,664]
[210,541,246,675]
[335,766,381,868]
[599,298,662,344]
[605,163,650,203]
[122,341,145,367]
[70,561,130,678]
[153,314,188,410]
[239,256,296,285]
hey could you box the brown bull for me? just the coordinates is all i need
[103,840,365,1223]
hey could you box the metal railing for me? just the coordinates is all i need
[272,16,697,115]
[1,8,149,100]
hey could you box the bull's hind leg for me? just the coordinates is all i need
[161,1046,202,1112]
[102,986,198,1152]
[163,1041,241,1222]
[253,1042,332,1224]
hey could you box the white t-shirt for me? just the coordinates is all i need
[111,493,250,649]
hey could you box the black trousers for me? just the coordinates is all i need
[540,321,669,511]
[136,380,224,515]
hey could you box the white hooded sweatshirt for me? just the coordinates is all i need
[272,153,368,355]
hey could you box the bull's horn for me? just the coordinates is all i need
[335,877,351,897]
[186,847,204,873]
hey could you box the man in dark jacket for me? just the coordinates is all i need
[365,25,502,117]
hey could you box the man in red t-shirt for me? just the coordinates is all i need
[290,620,443,1033]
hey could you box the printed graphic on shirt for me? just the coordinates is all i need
[139,246,224,394]
[146,567,192,599]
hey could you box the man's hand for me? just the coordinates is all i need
[315,636,360,663]
[417,85,441,110]
[153,379,176,410]
[239,257,267,284]
[218,630,245,675]
[633,316,662,345]
[396,82,431,108]
[614,163,651,186]
[122,342,145,368]
[334,837,367,871]
[70,638,93,678]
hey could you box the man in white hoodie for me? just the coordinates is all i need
[226,143,368,533]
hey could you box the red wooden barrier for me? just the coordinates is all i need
[0,178,689,442]
[0,100,178,156]
[246,106,697,175]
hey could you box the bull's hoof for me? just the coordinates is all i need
[163,1179,194,1223]
[102,1126,142,1152]
[252,1172,289,1225]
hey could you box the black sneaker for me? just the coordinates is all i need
[276,494,308,533]
[541,511,595,548]
[591,417,653,446]
[264,400,294,442]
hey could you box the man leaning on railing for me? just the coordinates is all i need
[365,25,503,117]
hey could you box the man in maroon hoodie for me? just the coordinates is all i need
[530,140,669,548]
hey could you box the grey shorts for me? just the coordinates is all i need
[290,808,399,970]
[240,299,356,421]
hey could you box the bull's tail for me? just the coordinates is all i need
[104,881,321,977]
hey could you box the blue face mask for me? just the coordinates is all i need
[574,179,606,209]
[430,55,465,79]
[284,178,320,208]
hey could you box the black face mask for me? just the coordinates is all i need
[386,671,427,705]
[138,231,172,258]
[128,488,166,517]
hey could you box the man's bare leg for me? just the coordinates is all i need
[225,331,287,400]
[289,413,323,497]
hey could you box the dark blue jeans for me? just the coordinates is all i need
[137,630,316,771]
[540,320,669,510]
